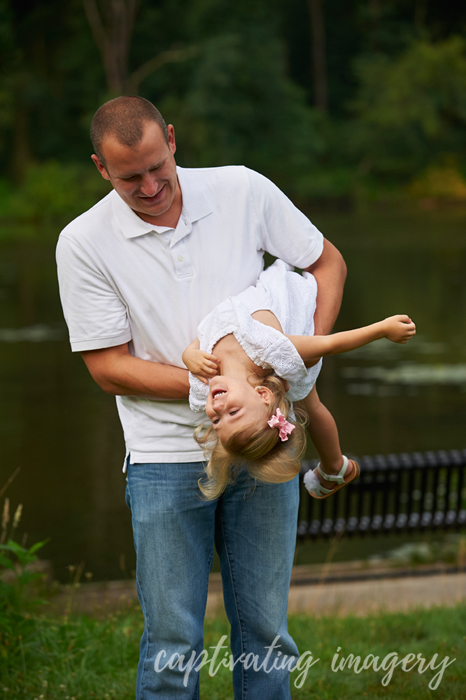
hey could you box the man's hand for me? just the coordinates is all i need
[182,339,219,385]
[381,315,416,343]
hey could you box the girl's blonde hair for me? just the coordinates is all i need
[195,375,306,500]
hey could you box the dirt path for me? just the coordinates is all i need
[47,562,466,619]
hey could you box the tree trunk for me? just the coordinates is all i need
[83,0,139,95]
[307,0,328,113]
[83,0,197,96]
[11,104,31,185]
[414,0,427,29]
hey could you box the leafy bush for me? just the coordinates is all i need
[352,37,466,183]
[0,496,49,676]
[5,161,111,222]
[408,161,466,201]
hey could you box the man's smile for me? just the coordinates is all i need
[138,184,166,201]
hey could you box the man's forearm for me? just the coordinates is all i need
[304,238,347,336]
[81,344,190,400]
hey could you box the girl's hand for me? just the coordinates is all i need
[382,315,416,343]
[182,340,219,385]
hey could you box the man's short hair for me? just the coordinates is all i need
[90,96,169,163]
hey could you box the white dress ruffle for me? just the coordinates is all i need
[189,259,322,412]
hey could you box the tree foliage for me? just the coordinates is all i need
[349,37,466,185]
[1,0,466,210]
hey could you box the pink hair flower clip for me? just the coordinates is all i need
[267,408,295,442]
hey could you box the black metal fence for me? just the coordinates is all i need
[298,449,466,539]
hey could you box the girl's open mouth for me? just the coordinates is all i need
[212,389,227,399]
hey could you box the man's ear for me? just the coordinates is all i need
[167,124,176,155]
[91,154,111,181]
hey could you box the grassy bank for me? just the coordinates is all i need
[1,601,464,699]
[1,531,465,698]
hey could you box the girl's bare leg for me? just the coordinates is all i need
[297,386,354,491]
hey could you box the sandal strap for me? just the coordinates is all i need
[303,469,335,496]
[316,456,349,485]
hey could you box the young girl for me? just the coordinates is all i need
[182,260,415,500]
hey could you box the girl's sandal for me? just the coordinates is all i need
[303,455,360,499]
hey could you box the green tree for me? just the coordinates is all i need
[165,29,323,195]
[352,36,466,182]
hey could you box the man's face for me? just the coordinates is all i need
[92,121,180,225]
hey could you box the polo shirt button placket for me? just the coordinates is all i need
[172,219,193,277]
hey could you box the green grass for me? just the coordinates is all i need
[0,601,465,699]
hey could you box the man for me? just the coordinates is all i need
[56,96,346,699]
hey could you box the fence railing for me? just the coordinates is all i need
[298,449,466,539]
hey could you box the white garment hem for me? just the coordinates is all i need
[122,449,205,472]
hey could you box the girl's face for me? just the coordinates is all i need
[206,376,271,445]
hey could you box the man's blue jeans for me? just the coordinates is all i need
[125,461,300,699]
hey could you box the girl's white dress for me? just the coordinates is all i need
[189,259,322,412]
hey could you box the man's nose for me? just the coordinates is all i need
[140,173,158,196]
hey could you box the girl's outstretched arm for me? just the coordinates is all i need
[287,315,416,367]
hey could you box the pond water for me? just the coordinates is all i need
[0,209,465,581]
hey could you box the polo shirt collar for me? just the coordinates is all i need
[112,165,214,240]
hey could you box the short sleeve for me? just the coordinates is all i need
[246,168,324,269]
[234,321,322,402]
[189,372,209,412]
[56,235,132,352]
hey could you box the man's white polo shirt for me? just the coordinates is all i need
[56,165,323,465]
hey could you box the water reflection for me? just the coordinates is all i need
[343,362,466,385]
[0,323,64,342]
[0,211,465,580]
